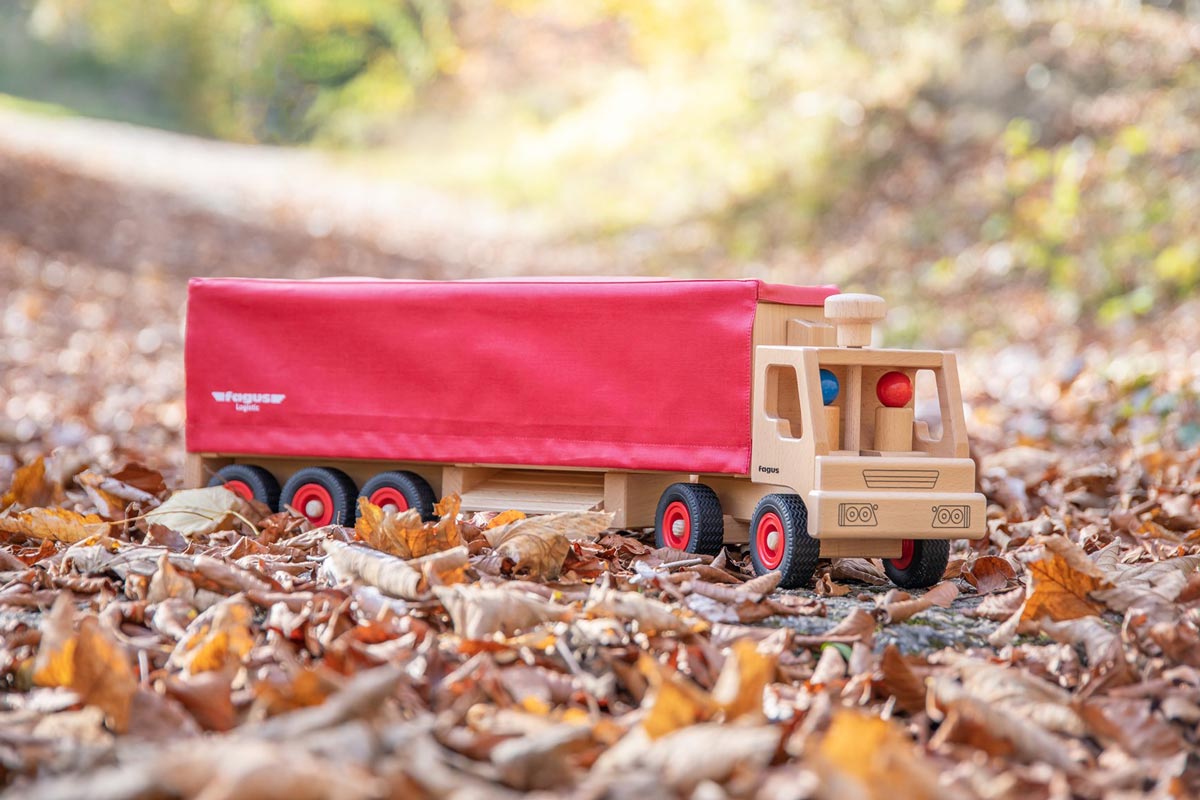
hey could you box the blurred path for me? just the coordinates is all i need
[0,107,617,280]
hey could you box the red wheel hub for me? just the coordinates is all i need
[891,539,914,570]
[291,483,335,526]
[221,479,254,502]
[661,501,691,549]
[755,511,785,570]
[368,487,410,513]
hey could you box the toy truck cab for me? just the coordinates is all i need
[745,293,985,587]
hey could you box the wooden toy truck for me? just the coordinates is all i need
[184,278,984,589]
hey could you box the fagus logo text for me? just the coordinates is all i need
[211,391,286,414]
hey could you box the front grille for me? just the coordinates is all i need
[862,469,939,490]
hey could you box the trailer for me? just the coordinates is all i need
[184,277,985,588]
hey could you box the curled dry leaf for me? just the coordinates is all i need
[814,573,851,597]
[586,584,706,636]
[829,557,889,585]
[435,583,574,639]
[0,506,108,544]
[354,495,461,559]
[965,555,1016,594]
[145,486,255,538]
[485,514,592,580]
[879,581,958,624]
[324,540,468,600]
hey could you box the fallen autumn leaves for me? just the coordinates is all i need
[1,451,1199,799]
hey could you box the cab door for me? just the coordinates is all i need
[750,347,828,496]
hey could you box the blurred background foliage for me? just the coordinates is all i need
[2,0,1200,348]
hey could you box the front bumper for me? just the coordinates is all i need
[806,490,987,540]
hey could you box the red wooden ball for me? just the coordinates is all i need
[876,371,912,408]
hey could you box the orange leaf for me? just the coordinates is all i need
[1,457,59,509]
[32,593,77,687]
[487,509,526,529]
[0,506,108,544]
[71,617,137,733]
[355,495,461,559]
[1021,536,1111,622]
[817,710,940,799]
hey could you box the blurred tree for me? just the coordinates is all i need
[26,0,459,142]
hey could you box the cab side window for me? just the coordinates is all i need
[765,365,804,439]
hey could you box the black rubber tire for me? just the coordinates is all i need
[653,483,724,555]
[207,464,280,510]
[749,493,819,589]
[359,470,438,521]
[883,539,950,589]
[279,466,358,526]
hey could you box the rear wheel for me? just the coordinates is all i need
[749,493,819,589]
[280,467,357,527]
[654,483,724,555]
[359,471,437,521]
[208,464,280,509]
[883,538,949,589]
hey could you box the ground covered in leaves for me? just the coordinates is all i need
[1,435,1199,799]
[3,98,1200,799]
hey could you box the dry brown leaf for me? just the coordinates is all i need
[878,645,926,714]
[879,581,959,624]
[1020,536,1111,622]
[355,495,461,558]
[487,516,579,581]
[324,540,467,600]
[71,616,138,733]
[815,710,941,800]
[109,462,168,496]
[147,553,196,605]
[170,595,256,674]
[830,557,889,585]
[965,555,1016,594]
[32,592,77,687]
[0,506,108,544]
[639,654,717,738]
[815,573,851,597]
[145,487,253,538]
[587,584,706,635]
[436,584,574,639]
[2,457,59,509]
[484,510,612,547]
[1080,697,1185,759]
[486,509,526,529]
[711,638,775,720]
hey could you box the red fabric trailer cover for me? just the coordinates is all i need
[185,278,837,474]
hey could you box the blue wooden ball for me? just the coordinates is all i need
[820,369,839,406]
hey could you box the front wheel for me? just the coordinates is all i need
[883,538,949,589]
[749,494,819,589]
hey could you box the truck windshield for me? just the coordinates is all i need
[815,358,952,457]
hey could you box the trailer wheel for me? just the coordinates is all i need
[208,464,280,509]
[749,494,819,589]
[883,539,949,589]
[280,467,357,527]
[359,471,437,521]
[654,483,723,555]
